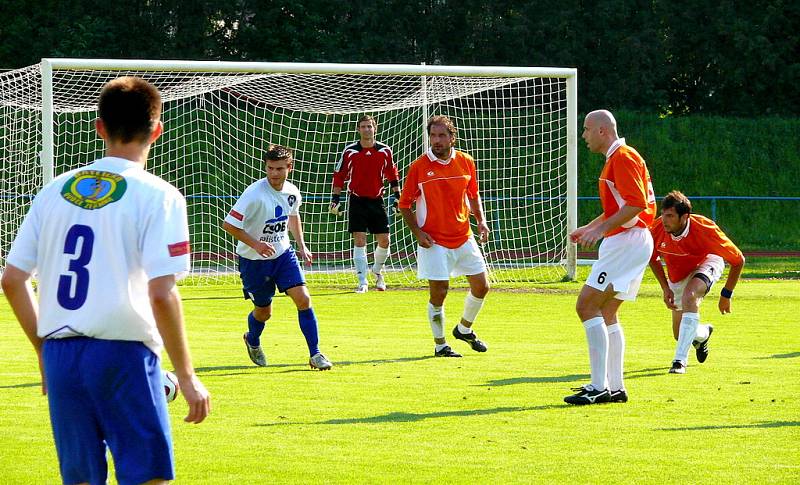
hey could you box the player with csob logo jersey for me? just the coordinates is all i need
[222,145,333,370]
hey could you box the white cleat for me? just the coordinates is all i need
[374,273,386,291]
[355,284,368,294]
[309,352,333,370]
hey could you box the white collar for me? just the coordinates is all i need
[669,216,691,241]
[605,138,626,159]
[426,147,455,165]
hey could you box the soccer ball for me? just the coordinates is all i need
[162,370,180,403]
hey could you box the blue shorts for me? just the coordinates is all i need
[239,249,306,307]
[43,337,174,485]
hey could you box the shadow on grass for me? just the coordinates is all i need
[256,404,568,426]
[478,367,667,387]
[196,355,436,375]
[757,352,800,359]
[0,382,40,389]
[182,290,352,301]
[658,421,800,431]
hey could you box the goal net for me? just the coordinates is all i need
[0,59,577,286]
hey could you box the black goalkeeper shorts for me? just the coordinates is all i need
[348,195,389,234]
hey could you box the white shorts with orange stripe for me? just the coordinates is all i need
[585,227,653,301]
[668,254,724,310]
[417,238,487,280]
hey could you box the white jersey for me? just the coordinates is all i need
[224,179,301,260]
[6,157,191,354]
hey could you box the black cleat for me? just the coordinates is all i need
[434,345,462,358]
[452,326,488,352]
[564,385,611,405]
[693,325,713,363]
[669,360,686,374]
[609,389,629,403]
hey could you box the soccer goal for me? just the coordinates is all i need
[0,59,577,286]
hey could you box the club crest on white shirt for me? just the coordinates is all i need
[60,170,127,210]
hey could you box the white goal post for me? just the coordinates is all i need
[0,58,578,286]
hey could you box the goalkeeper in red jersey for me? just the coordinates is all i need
[330,115,401,293]
[649,191,745,374]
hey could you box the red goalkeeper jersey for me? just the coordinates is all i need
[332,141,399,198]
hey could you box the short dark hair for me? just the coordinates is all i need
[98,77,161,143]
[427,115,457,136]
[358,115,376,129]
[264,144,293,163]
[661,190,692,217]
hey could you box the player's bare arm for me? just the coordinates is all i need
[570,214,605,242]
[399,207,434,248]
[222,221,275,258]
[649,259,677,310]
[719,257,745,314]
[288,214,313,265]
[1,264,46,394]
[149,275,211,424]
[577,205,644,246]
[467,196,490,243]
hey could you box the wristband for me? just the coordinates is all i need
[331,194,341,204]
[720,287,733,299]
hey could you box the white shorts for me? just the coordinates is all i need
[668,254,725,310]
[417,238,488,280]
[585,227,653,301]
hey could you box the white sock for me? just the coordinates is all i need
[694,323,710,343]
[583,316,608,390]
[457,323,472,334]
[675,312,700,364]
[435,343,449,352]
[372,246,389,274]
[461,292,484,324]
[428,303,445,339]
[607,323,625,392]
[353,246,368,285]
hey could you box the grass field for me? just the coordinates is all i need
[1,262,798,484]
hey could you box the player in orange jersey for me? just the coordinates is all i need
[566,110,657,405]
[649,191,745,374]
[398,115,490,358]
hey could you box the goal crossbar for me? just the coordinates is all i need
[1,59,578,285]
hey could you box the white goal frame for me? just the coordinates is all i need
[19,58,578,283]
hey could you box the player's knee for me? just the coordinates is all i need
[253,306,272,321]
[291,292,311,310]
[471,283,489,299]
[683,289,701,308]
[575,298,598,321]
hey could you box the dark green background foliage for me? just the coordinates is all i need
[1,0,798,116]
[1,0,798,252]
[578,111,800,250]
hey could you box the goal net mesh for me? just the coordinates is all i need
[0,63,572,286]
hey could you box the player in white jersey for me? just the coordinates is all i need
[1,77,210,484]
[222,145,333,370]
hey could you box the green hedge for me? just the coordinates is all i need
[577,111,800,251]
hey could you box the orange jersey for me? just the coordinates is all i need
[650,214,744,283]
[599,141,656,237]
[399,148,479,249]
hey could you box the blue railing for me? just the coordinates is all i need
[577,196,800,221]
[4,193,799,224]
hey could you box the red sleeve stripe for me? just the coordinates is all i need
[229,209,244,221]
[168,241,191,257]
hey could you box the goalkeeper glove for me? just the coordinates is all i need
[389,192,400,214]
[329,194,343,217]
